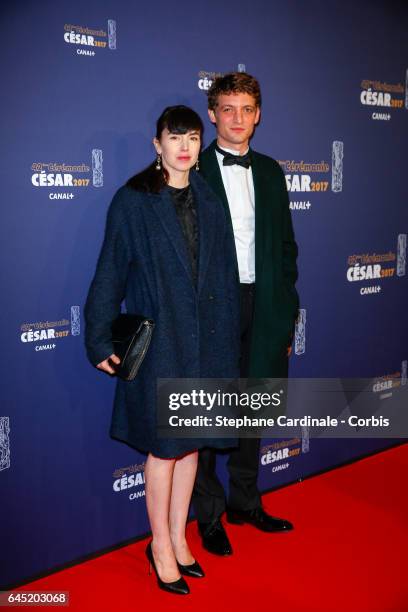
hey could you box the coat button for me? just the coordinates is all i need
[210,329,215,334]
[208,294,214,300]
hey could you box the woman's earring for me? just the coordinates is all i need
[155,154,161,170]
[195,159,200,171]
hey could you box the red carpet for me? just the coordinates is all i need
[17,444,408,611]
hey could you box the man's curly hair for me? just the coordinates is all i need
[207,72,262,110]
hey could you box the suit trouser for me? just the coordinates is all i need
[192,283,262,523]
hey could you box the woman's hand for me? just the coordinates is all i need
[96,354,121,375]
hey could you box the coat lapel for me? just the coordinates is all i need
[200,141,231,224]
[249,149,267,278]
[150,172,217,294]
[150,188,194,284]
[189,171,216,295]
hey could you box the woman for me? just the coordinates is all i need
[84,106,240,595]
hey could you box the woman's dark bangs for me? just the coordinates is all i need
[165,108,203,135]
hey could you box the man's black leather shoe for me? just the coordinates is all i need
[226,506,293,532]
[198,519,233,556]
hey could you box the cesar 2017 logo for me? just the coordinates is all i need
[20,306,81,353]
[360,72,407,121]
[64,20,117,56]
[30,150,103,200]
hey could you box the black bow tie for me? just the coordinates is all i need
[215,145,251,169]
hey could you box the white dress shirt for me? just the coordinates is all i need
[215,145,255,283]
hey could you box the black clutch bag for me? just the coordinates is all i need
[111,313,155,381]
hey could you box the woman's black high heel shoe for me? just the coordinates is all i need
[145,542,190,595]
[177,559,205,578]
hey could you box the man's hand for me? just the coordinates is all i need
[96,354,121,375]
[287,345,292,357]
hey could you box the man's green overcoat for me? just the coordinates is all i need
[200,140,299,377]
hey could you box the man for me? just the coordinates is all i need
[193,72,299,555]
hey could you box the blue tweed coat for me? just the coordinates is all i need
[84,170,240,458]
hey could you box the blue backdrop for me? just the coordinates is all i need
[1,0,407,588]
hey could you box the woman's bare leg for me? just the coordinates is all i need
[144,453,180,582]
[169,451,199,565]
